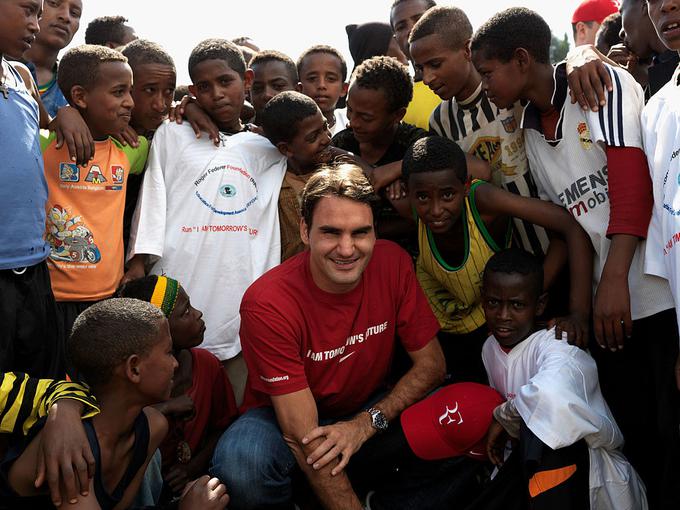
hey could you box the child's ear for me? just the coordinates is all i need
[296,82,303,93]
[394,106,407,124]
[536,291,549,317]
[515,48,531,72]
[125,354,142,383]
[300,218,310,246]
[70,85,88,110]
[463,39,472,61]
[188,84,197,98]
[340,82,349,99]
[276,141,291,158]
[243,69,254,91]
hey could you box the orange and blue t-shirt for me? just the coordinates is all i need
[40,132,149,301]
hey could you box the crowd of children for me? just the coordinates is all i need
[1,0,680,508]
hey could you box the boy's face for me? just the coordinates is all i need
[250,60,297,119]
[138,320,178,402]
[646,0,680,52]
[130,63,176,134]
[298,52,348,115]
[407,168,465,234]
[168,287,205,351]
[472,51,524,110]
[391,0,433,59]
[189,59,251,132]
[301,195,376,294]
[77,61,134,139]
[36,0,82,51]
[482,271,546,348]
[279,110,332,171]
[346,84,405,145]
[410,34,473,101]
[0,0,41,59]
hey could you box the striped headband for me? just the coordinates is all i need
[149,276,180,317]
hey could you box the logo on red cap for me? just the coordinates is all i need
[400,383,505,461]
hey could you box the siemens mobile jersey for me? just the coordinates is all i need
[522,62,672,320]
[429,83,549,256]
[128,124,286,360]
[642,66,680,333]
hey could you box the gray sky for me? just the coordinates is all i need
[70,1,578,85]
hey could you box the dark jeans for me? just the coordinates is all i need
[591,308,680,510]
[210,406,483,510]
[0,261,63,377]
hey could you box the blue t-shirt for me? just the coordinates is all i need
[26,61,68,118]
[0,61,50,269]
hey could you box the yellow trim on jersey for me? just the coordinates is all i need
[0,373,99,435]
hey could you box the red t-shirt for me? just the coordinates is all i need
[161,348,238,471]
[240,240,440,418]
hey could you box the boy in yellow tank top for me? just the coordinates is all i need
[394,137,593,382]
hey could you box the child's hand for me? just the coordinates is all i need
[550,313,589,349]
[50,106,94,167]
[565,44,613,112]
[485,418,508,467]
[171,96,221,147]
[120,257,146,286]
[35,400,95,507]
[112,125,140,148]
[593,273,632,352]
[163,394,195,419]
[179,476,229,510]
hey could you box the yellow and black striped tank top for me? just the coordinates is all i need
[416,180,511,334]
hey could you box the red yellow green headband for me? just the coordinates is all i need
[150,276,179,317]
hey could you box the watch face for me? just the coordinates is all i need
[370,409,388,431]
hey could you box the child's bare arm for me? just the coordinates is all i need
[475,183,593,346]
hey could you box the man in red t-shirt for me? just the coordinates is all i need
[210,164,451,510]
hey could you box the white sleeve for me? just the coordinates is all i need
[513,333,622,450]
[586,65,644,149]
[126,127,170,261]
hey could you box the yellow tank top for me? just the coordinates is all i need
[416,181,511,334]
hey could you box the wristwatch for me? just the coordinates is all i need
[365,407,389,432]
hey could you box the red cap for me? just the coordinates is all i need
[572,0,619,24]
[400,383,504,461]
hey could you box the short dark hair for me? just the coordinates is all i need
[188,38,246,81]
[301,164,376,227]
[297,45,348,82]
[68,298,165,388]
[351,56,413,111]
[472,7,552,65]
[58,44,128,103]
[121,39,175,72]
[174,84,190,102]
[402,136,467,183]
[260,91,320,145]
[595,13,622,54]
[409,6,472,50]
[391,0,436,10]
[483,248,544,299]
[84,16,130,46]
[249,50,298,83]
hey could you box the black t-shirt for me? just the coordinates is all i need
[332,122,428,165]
